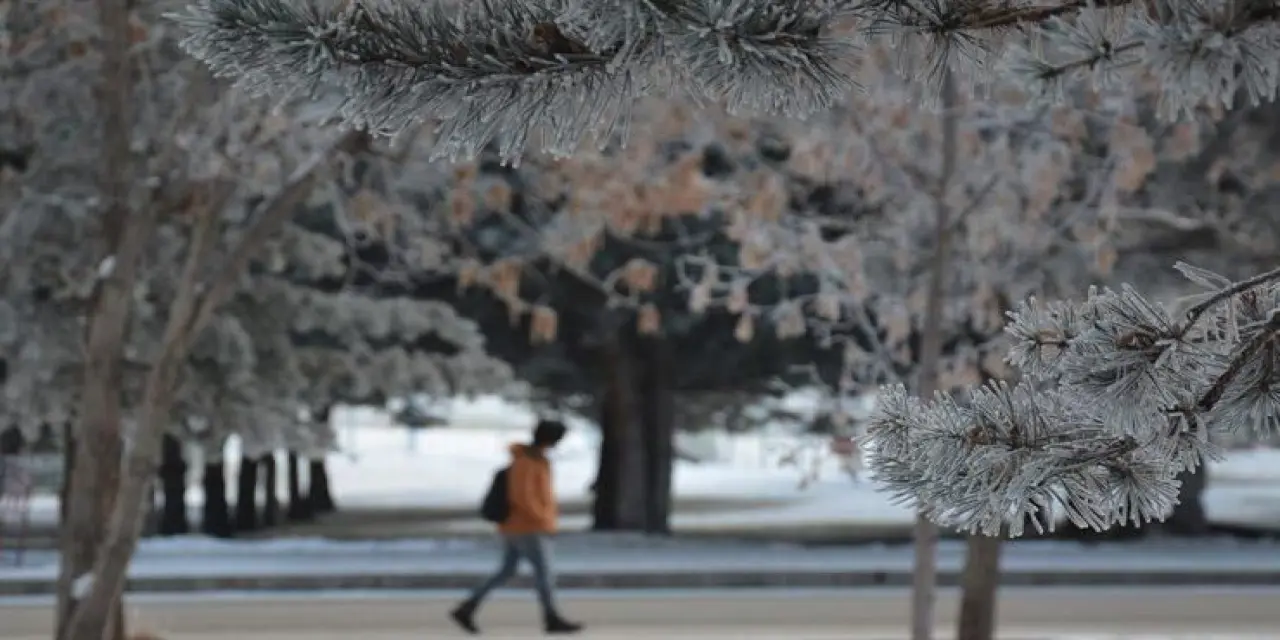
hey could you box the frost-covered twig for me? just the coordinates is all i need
[1180,263,1280,336]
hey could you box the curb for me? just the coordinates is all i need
[4,569,1280,596]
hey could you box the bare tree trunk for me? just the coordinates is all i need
[56,426,78,637]
[307,458,336,514]
[59,426,73,520]
[639,338,675,535]
[56,0,138,635]
[956,366,1015,637]
[1165,465,1209,535]
[0,426,22,454]
[235,456,259,533]
[957,534,1003,640]
[158,434,189,535]
[592,337,648,531]
[201,461,233,538]
[261,453,280,528]
[62,353,181,640]
[286,452,312,521]
[591,403,620,530]
[910,69,961,640]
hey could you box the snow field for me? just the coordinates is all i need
[15,395,1280,532]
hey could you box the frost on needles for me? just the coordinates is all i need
[865,263,1280,537]
[169,0,857,163]
[172,0,1280,163]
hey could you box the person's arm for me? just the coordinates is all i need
[533,463,555,530]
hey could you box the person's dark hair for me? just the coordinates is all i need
[532,419,567,447]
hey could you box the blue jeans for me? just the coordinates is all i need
[465,534,558,616]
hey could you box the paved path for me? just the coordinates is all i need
[5,588,1280,639]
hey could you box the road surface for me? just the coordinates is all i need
[5,588,1280,639]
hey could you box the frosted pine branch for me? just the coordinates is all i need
[867,263,1280,537]
[172,0,856,162]
[174,0,1280,161]
[171,0,636,162]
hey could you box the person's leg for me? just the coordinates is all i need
[518,535,582,633]
[514,535,558,616]
[451,538,521,634]
[468,537,521,605]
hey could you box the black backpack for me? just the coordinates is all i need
[480,466,510,523]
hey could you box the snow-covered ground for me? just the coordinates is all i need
[15,397,1280,533]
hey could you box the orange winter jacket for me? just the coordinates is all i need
[498,443,558,535]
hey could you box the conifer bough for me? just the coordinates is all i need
[172,0,1280,164]
[866,263,1280,537]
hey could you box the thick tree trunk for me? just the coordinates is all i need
[592,409,620,530]
[957,534,1003,640]
[261,452,280,528]
[591,338,647,531]
[286,452,313,521]
[201,461,233,538]
[235,456,259,532]
[638,339,675,534]
[307,458,336,514]
[158,434,189,536]
[1165,465,1209,536]
[0,426,22,454]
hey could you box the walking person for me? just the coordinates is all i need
[451,419,583,635]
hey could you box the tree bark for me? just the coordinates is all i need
[158,434,189,536]
[286,452,313,521]
[57,112,138,638]
[59,425,73,524]
[61,352,179,640]
[235,455,259,533]
[53,0,149,633]
[592,404,620,530]
[201,461,233,538]
[638,339,675,535]
[307,458,336,514]
[957,534,1003,640]
[261,452,280,528]
[910,69,961,640]
[591,338,647,531]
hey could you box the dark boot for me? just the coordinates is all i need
[450,602,479,635]
[544,614,583,635]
